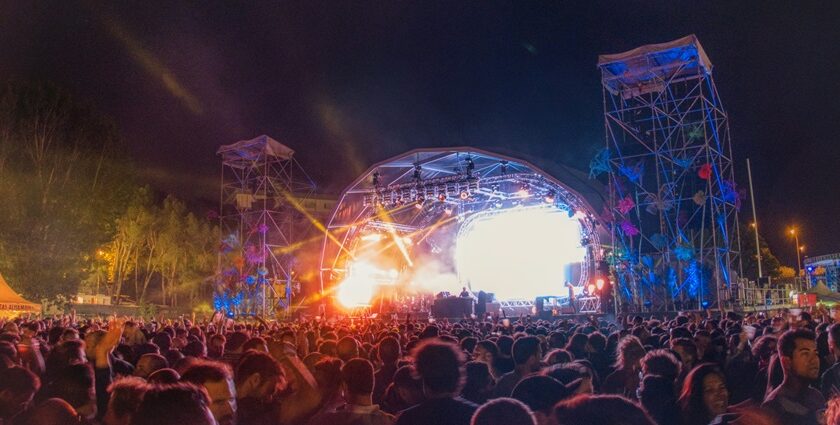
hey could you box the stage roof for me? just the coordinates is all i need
[340,147,606,213]
[598,34,712,96]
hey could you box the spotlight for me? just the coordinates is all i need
[587,284,596,295]
[415,202,423,210]
[494,200,503,209]
[544,191,556,204]
[701,300,710,309]
[517,185,530,197]
[460,190,470,200]
[443,207,453,216]
[595,278,605,291]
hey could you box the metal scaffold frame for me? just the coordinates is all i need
[595,35,741,312]
[217,135,316,317]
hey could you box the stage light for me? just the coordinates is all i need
[443,207,453,216]
[455,207,586,300]
[361,233,383,242]
[438,193,446,202]
[595,278,605,290]
[494,200,503,209]
[587,284,596,294]
[460,190,470,200]
[402,236,413,246]
[517,185,530,197]
[335,261,382,307]
[544,191,556,204]
[701,300,710,309]
[415,202,423,209]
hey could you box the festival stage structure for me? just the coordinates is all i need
[320,147,607,316]
[216,135,316,317]
[594,35,741,311]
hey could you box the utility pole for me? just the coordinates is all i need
[747,159,762,278]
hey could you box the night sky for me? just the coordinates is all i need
[2,1,839,267]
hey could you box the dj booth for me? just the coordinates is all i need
[431,297,475,318]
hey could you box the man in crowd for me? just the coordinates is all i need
[762,328,825,425]
[181,359,238,425]
[493,336,542,398]
[309,358,395,425]
[395,340,477,425]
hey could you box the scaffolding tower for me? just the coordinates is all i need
[596,35,741,312]
[217,135,316,317]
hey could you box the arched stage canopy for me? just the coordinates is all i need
[319,147,608,306]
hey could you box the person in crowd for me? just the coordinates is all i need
[544,362,591,395]
[822,323,840,399]
[492,336,542,398]
[747,335,778,404]
[565,333,589,361]
[461,361,495,405]
[133,353,167,380]
[381,365,423,414]
[0,366,40,424]
[641,349,682,383]
[395,339,477,425]
[826,395,840,425]
[511,375,571,425]
[638,374,679,425]
[374,337,401,404]
[603,336,646,398]
[208,334,226,359]
[147,368,180,384]
[679,364,730,425]
[470,397,536,425]
[472,340,501,379]
[181,359,237,425]
[554,394,656,425]
[234,350,281,425]
[309,358,395,425]
[221,332,248,367]
[19,398,83,425]
[762,328,825,425]
[493,336,515,375]
[103,377,148,425]
[130,383,216,425]
[40,363,98,421]
[671,338,699,374]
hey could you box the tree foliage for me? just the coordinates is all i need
[739,222,786,280]
[0,82,134,301]
[104,191,217,306]
[0,81,218,308]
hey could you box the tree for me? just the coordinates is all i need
[0,81,134,301]
[739,222,786,280]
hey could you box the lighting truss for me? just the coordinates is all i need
[597,36,741,312]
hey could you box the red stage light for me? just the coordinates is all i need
[596,278,605,290]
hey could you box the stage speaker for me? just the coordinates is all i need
[476,291,487,316]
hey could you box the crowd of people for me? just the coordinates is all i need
[0,307,839,425]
